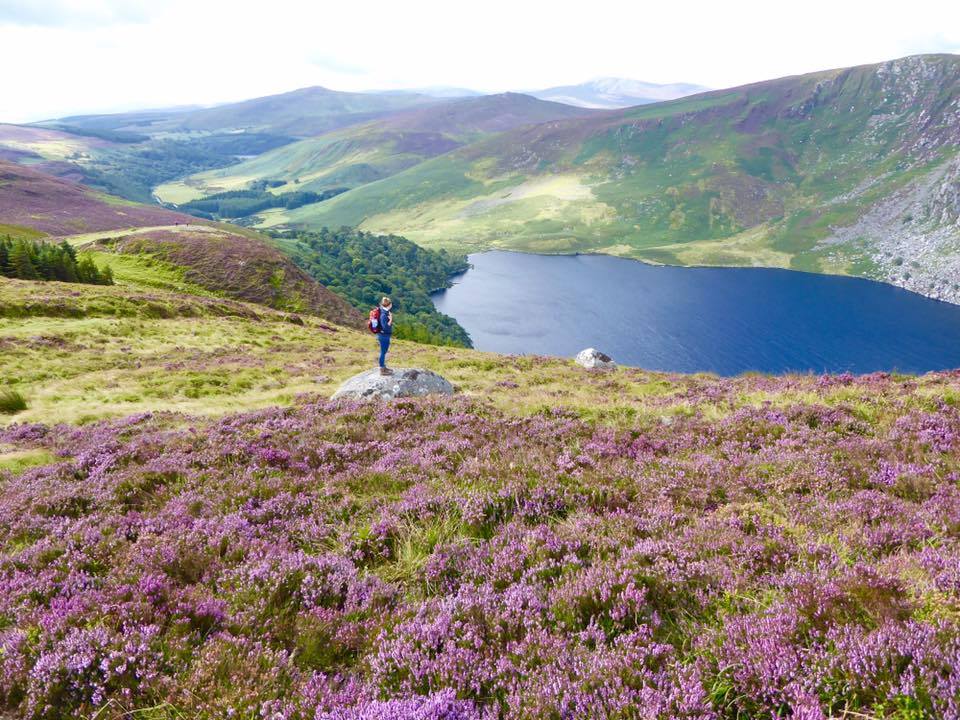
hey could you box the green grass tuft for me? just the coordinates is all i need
[0,388,27,414]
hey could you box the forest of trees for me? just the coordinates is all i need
[50,124,148,144]
[179,186,347,220]
[279,227,471,347]
[0,237,114,285]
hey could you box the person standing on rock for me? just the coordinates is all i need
[375,296,394,375]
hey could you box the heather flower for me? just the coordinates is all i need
[0,383,959,717]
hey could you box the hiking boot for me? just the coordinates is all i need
[379,366,394,376]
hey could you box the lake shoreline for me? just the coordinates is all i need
[452,246,960,308]
[432,250,960,376]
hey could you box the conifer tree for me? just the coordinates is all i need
[0,238,11,277]
[0,236,112,285]
[9,240,39,280]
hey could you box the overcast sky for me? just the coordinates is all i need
[1,0,958,123]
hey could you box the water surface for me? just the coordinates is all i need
[431,251,960,375]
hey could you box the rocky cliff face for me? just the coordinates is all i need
[821,152,960,303]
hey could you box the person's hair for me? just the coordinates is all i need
[381,296,392,308]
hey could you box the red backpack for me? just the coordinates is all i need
[367,307,382,334]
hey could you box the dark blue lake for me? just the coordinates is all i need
[431,251,960,376]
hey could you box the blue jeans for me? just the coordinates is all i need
[378,334,391,367]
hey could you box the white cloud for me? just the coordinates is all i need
[0,0,958,123]
[0,0,154,27]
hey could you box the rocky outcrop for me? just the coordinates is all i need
[331,368,455,401]
[819,153,960,304]
[575,348,616,370]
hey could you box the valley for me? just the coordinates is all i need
[4,6,960,717]
[4,54,958,304]
[268,55,960,302]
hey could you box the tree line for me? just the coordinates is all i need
[179,187,347,220]
[277,227,471,347]
[0,236,114,285]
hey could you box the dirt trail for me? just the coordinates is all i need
[56,223,220,247]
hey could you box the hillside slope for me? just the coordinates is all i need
[0,162,361,325]
[1,272,960,718]
[0,124,115,182]
[155,94,596,204]
[99,227,363,324]
[12,88,446,205]
[0,160,187,236]
[274,54,960,303]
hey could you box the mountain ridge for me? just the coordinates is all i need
[32,85,443,138]
[265,53,960,303]
[5,54,959,303]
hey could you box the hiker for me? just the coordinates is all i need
[368,296,394,375]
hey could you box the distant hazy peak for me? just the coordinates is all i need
[362,86,483,98]
[529,78,710,108]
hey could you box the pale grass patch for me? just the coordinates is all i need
[647,224,794,269]
[358,176,616,252]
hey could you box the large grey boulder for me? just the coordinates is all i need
[575,347,616,370]
[331,368,455,401]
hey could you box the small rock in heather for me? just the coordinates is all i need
[575,348,616,370]
[331,368,455,401]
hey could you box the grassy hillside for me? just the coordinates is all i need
[2,268,960,718]
[11,88,444,205]
[100,226,363,324]
[155,94,595,206]
[0,124,114,179]
[0,162,482,342]
[0,122,297,205]
[0,161,189,237]
[270,55,960,302]
[0,274,749,427]
[0,162,362,325]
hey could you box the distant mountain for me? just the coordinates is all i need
[34,87,442,139]
[169,86,441,137]
[364,86,482,98]
[270,54,960,304]
[155,93,596,204]
[530,78,710,108]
